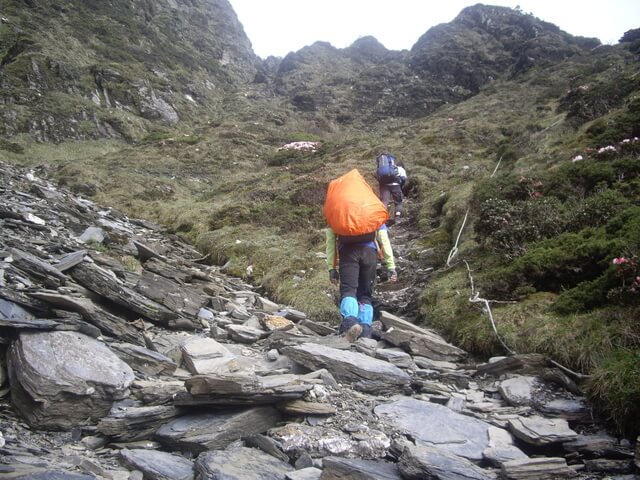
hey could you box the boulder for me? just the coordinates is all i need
[8,331,134,429]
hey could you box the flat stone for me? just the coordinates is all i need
[155,406,282,454]
[398,443,494,480]
[501,457,577,479]
[375,397,491,461]
[381,326,466,362]
[285,467,322,480]
[499,376,539,407]
[483,426,528,467]
[321,456,402,479]
[195,444,294,479]
[119,448,194,480]
[181,337,236,375]
[508,415,578,446]
[283,343,410,394]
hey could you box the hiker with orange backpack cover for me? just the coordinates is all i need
[325,225,397,341]
[323,169,398,342]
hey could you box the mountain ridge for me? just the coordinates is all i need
[1,1,604,141]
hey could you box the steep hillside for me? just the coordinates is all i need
[1,2,639,435]
[0,0,260,142]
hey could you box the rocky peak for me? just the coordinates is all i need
[407,3,600,96]
[0,0,259,141]
[345,36,393,63]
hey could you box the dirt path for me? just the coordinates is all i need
[375,196,431,322]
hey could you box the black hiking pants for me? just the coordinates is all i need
[379,183,403,216]
[338,244,378,306]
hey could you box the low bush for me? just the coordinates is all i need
[474,197,565,258]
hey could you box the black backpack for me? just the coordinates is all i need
[376,154,399,184]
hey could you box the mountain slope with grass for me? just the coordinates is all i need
[1,2,639,436]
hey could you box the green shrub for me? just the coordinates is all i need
[567,189,632,231]
[585,97,640,146]
[483,207,640,310]
[472,174,533,205]
[474,197,565,258]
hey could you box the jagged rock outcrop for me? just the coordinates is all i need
[0,0,259,141]
[0,2,603,142]
[8,330,135,430]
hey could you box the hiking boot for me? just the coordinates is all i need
[345,323,363,343]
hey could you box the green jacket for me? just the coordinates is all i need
[325,227,396,271]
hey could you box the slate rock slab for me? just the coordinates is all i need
[380,327,466,362]
[135,269,207,317]
[195,444,294,480]
[98,404,182,441]
[28,291,143,345]
[119,448,194,480]
[499,376,539,407]
[508,415,578,446]
[285,467,322,480]
[8,331,135,430]
[321,456,402,479]
[501,457,577,479]
[483,426,528,467]
[155,406,282,454]
[282,343,410,394]
[374,397,491,461]
[398,443,494,480]
[181,337,237,375]
[110,342,177,376]
[177,372,316,406]
[70,261,179,326]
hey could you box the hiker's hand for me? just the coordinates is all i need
[388,269,397,283]
[329,269,339,284]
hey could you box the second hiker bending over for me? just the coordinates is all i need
[326,224,397,342]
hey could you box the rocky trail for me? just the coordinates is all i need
[0,161,638,480]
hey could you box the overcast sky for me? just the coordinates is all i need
[227,0,640,59]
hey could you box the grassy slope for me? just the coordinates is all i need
[2,44,639,435]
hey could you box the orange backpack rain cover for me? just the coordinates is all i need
[323,169,389,236]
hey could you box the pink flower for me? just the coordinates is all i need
[613,257,630,265]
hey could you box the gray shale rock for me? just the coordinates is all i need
[398,443,494,480]
[119,448,194,480]
[155,406,282,454]
[8,330,135,430]
[321,456,402,479]
[374,398,493,461]
[508,415,578,446]
[282,343,410,394]
[194,444,294,479]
